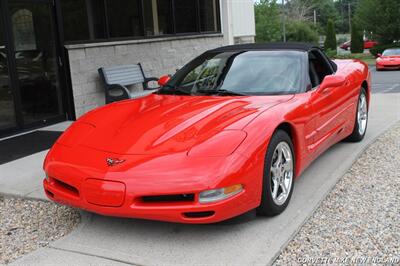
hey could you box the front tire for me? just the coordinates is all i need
[257,130,295,216]
[345,87,368,142]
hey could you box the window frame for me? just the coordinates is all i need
[58,0,221,45]
[307,48,335,91]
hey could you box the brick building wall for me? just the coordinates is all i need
[66,34,225,117]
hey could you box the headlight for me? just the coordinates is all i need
[56,122,95,147]
[45,173,49,181]
[188,130,247,157]
[199,184,243,203]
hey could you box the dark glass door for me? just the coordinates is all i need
[9,0,64,126]
[0,9,17,131]
[0,0,65,136]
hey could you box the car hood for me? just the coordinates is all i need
[73,93,293,155]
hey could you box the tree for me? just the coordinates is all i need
[324,19,337,51]
[286,0,316,22]
[286,21,319,44]
[255,0,282,42]
[286,0,340,34]
[350,21,363,53]
[334,0,360,33]
[356,0,400,44]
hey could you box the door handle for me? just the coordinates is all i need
[0,45,5,49]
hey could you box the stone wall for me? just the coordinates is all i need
[66,34,225,117]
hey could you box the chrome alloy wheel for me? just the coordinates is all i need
[357,93,368,135]
[270,142,294,206]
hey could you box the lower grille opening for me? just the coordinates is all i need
[45,189,54,198]
[141,193,195,203]
[183,211,215,218]
[53,178,79,197]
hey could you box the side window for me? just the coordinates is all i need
[308,50,333,88]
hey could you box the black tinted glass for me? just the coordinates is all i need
[157,0,173,34]
[61,0,220,42]
[61,0,106,42]
[200,0,219,32]
[107,0,143,38]
[174,0,197,33]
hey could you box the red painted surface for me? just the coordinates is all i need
[43,59,370,224]
[376,55,400,70]
[158,75,170,86]
[340,40,378,50]
[364,40,378,49]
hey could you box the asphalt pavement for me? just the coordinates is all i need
[370,67,400,94]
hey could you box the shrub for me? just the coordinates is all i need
[350,21,364,53]
[370,43,400,57]
[324,19,337,52]
[286,21,319,44]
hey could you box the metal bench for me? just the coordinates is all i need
[98,63,158,104]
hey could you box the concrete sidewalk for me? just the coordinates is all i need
[3,93,400,266]
[0,122,71,200]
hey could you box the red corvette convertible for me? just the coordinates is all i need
[376,48,400,70]
[43,43,370,223]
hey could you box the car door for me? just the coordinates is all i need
[307,50,347,152]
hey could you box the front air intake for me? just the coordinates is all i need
[183,211,215,218]
[141,194,195,203]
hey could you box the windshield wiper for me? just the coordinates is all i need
[197,89,247,96]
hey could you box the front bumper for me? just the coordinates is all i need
[43,177,255,224]
[43,144,261,223]
[376,62,400,70]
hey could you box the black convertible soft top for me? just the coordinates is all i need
[209,42,319,52]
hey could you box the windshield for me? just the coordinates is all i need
[383,49,400,56]
[158,50,305,96]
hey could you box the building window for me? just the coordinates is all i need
[60,0,220,43]
[107,0,143,38]
[156,0,173,35]
[61,0,106,42]
[143,0,155,36]
[12,9,36,51]
[174,0,197,33]
[200,0,219,32]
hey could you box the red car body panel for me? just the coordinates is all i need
[364,40,378,49]
[340,40,378,50]
[43,58,370,224]
[376,55,400,70]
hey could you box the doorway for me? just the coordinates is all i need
[0,0,66,136]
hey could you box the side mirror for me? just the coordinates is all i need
[158,75,170,87]
[319,75,346,92]
[377,53,382,58]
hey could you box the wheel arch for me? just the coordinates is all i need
[361,80,370,105]
[274,121,302,177]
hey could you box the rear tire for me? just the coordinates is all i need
[345,87,368,142]
[257,130,295,216]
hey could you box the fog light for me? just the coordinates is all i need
[199,184,243,203]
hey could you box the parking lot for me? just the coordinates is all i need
[371,67,400,94]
